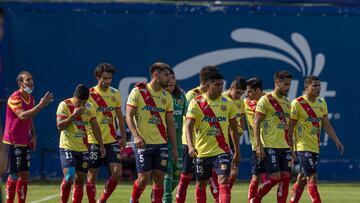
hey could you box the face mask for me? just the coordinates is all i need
[24,86,33,94]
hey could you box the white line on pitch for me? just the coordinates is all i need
[29,194,59,203]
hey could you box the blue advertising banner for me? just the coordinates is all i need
[0,2,359,180]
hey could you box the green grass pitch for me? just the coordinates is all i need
[19,181,360,202]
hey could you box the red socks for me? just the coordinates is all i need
[195,185,206,203]
[290,182,305,203]
[6,177,17,203]
[72,184,84,203]
[308,182,321,203]
[219,183,231,203]
[61,179,73,203]
[277,173,290,203]
[151,185,164,203]
[131,180,146,203]
[86,181,96,203]
[99,177,118,203]
[16,178,28,203]
[254,176,280,201]
[209,170,219,203]
[176,173,192,203]
[248,179,259,202]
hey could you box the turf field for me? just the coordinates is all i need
[14,181,360,203]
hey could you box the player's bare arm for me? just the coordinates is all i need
[90,117,106,158]
[254,112,265,159]
[56,105,86,131]
[125,105,144,148]
[185,118,197,158]
[166,111,179,163]
[115,108,127,148]
[15,91,54,120]
[229,117,241,167]
[288,119,298,162]
[322,116,344,155]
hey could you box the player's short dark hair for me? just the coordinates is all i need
[94,63,116,78]
[16,71,31,84]
[149,62,170,75]
[274,70,292,81]
[304,75,320,88]
[74,84,90,100]
[200,65,218,83]
[204,70,224,83]
[230,76,246,90]
[247,77,263,91]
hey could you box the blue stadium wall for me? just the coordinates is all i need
[0,2,359,181]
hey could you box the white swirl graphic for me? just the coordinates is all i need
[173,28,325,79]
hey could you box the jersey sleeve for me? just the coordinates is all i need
[88,103,97,119]
[239,99,245,115]
[255,96,268,115]
[116,90,122,108]
[186,99,198,120]
[167,93,174,113]
[228,102,237,120]
[185,90,195,101]
[7,95,23,112]
[290,100,300,120]
[322,98,328,117]
[127,88,139,108]
[56,101,70,119]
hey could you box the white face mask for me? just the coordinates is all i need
[23,86,33,94]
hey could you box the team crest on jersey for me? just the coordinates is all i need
[111,88,116,93]
[161,98,167,105]
[82,162,88,169]
[221,105,227,111]
[161,159,167,166]
[116,154,122,160]
[220,163,227,171]
[221,97,227,102]
[318,98,322,103]
[176,99,183,106]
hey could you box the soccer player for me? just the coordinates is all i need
[186,70,240,203]
[244,77,269,202]
[176,66,219,203]
[86,63,127,203]
[289,76,344,203]
[250,70,294,203]
[126,62,178,203]
[207,75,246,202]
[57,84,105,203]
[162,68,187,203]
[2,71,53,203]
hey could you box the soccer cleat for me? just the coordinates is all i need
[97,199,106,203]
